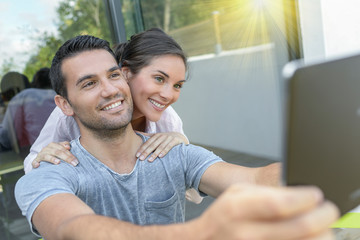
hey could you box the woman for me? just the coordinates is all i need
[24,28,202,203]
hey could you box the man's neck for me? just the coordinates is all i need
[79,125,143,174]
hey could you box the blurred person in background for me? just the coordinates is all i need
[0,68,56,154]
[1,71,30,103]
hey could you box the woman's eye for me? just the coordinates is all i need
[174,84,183,89]
[155,76,164,83]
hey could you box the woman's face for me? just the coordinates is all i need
[126,55,186,122]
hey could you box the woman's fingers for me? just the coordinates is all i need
[136,134,169,161]
[136,133,187,162]
[32,141,78,168]
[147,136,174,162]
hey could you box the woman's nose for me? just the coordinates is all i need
[159,85,173,101]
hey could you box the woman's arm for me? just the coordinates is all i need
[24,107,80,173]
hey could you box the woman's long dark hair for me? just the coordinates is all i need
[114,28,187,75]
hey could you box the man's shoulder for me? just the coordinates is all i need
[17,161,76,191]
[164,142,221,160]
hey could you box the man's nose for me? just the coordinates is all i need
[101,79,118,97]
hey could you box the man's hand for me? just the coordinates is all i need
[196,184,339,240]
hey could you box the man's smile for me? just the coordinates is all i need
[101,100,123,111]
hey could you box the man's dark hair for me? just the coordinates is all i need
[114,28,187,76]
[50,35,115,98]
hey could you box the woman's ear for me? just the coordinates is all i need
[54,95,74,116]
[121,67,132,83]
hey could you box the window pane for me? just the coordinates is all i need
[120,0,296,163]
[140,0,285,56]
[121,0,144,38]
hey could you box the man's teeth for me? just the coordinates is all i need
[103,101,122,110]
[149,99,165,109]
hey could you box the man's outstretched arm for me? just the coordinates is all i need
[199,161,281,198]
[33,184,338,240]
[32,193,199,240]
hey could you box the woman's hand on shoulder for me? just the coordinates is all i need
[136,132,189,162]
[32,141,79,169]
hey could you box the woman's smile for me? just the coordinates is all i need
[149,98,166,110]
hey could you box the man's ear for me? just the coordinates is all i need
[54,95,74,116]
[121,67,132,83]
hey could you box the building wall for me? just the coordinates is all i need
[173,43,285,161]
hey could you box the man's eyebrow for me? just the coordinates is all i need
[75,66,121,86]
[76,74,96,86]
[108,66,121,73]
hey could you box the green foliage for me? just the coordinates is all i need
[0,58,17,81]
[56,0,112,41]
[121,0,225,39]
[6,0,112,82]
[140,0,227,31]
[1,0,243,79]
[23,33,63,81]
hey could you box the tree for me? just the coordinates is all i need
[23,33,63,81]
[56,0,112,42]
[0,58,17,81]
[22,0,112,81]
[140,0,229,32]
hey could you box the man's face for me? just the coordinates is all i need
[59,49,133,135]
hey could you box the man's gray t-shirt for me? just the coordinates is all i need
[15,134,223,235]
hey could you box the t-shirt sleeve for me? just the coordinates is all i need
[180,144,224,196]
[15,163,78,236]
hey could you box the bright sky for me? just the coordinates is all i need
[2,0,360,71]
[0,0,62,72]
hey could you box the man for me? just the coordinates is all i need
[15,35,339,240]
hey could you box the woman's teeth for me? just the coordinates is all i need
[149,99,165,109]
